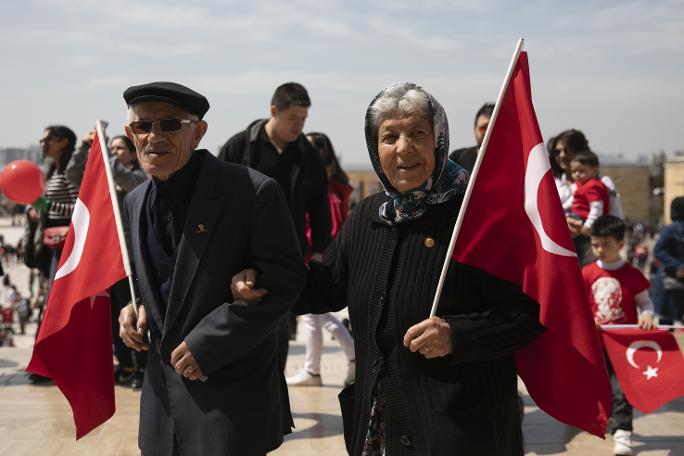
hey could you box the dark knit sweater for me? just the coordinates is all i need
[298,192,544,456]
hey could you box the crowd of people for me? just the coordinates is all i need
[0,79,681,455]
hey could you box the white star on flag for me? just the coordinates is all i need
[643,365,659,380]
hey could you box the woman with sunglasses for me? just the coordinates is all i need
[25,126,79,280]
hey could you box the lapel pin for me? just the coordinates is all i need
[195,224,208,234]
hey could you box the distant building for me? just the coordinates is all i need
[600,156,650,224]
[0,146,41,168]
[346,164,382,205]
[663,156,684,223]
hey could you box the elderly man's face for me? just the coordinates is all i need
[377,113,435,192]
[125,102,207,181]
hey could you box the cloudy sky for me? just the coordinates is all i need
[1,0,682,166]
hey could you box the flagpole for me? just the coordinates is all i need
[600,324,679,330]
[95,120,140,319]
[429,38,526,317]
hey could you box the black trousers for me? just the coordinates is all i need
[150,435,266,456]
[275,313,291,371]
[606,354,633,432]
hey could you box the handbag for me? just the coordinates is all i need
[43,226,69,250]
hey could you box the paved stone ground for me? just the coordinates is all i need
[0,220,682,455]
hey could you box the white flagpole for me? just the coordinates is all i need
[429,38,526,318]
[600,324,678,330]
[95,120,139,319]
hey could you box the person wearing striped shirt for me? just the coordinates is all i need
[28,125,80,280]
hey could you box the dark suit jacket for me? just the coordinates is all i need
[125,151,306,455]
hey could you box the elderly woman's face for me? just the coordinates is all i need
[378,113,435,192]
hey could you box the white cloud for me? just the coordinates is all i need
[368,0,495,13]
[366,17,462,51]
[305,18,356,37]
[68,55,101,65]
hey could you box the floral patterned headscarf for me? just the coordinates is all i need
[365,82,469,224]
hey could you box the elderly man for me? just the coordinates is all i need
[118,81,306,455]
[218,82,331,372]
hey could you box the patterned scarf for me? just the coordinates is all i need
[365,83,469,224]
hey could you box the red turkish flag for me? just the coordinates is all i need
[451,51,611,436]
[27,132,127,439]
[601,329,684,413]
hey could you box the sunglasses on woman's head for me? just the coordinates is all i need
[128,119,196,134]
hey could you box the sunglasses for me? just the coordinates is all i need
[128,119,195,134]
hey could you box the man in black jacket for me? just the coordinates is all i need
[218,82,331,370]
[449,102,494,174]
[118,82,306,455]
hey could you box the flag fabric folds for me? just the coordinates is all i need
[451,51,611,437]
[27,133,127,439]
[601,329,684,413]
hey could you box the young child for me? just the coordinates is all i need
[567,150,611,237]
[582,215,655,456]
[566,150,611,265]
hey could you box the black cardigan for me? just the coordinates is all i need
[297,192,544,456]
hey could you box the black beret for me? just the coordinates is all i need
[123,81,210,119]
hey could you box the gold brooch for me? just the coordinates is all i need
[424,237,435,248]
[195,224,208,234]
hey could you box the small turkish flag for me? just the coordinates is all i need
[452,51,611,436]
[27,131,127,439]
[601,329,684,413]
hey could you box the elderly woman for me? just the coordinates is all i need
[235,83,544,455]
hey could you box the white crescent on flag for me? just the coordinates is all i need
[55,198,90,281]
[626,340,663,369]
[524,143,577,257]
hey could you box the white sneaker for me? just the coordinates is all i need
[343,360,355,387]
[613,429,633,456]
[286,370,322,386]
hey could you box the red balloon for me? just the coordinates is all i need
[0,160,45,204]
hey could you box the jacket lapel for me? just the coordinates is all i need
[131,181,165,333]
[163,157,224,336]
